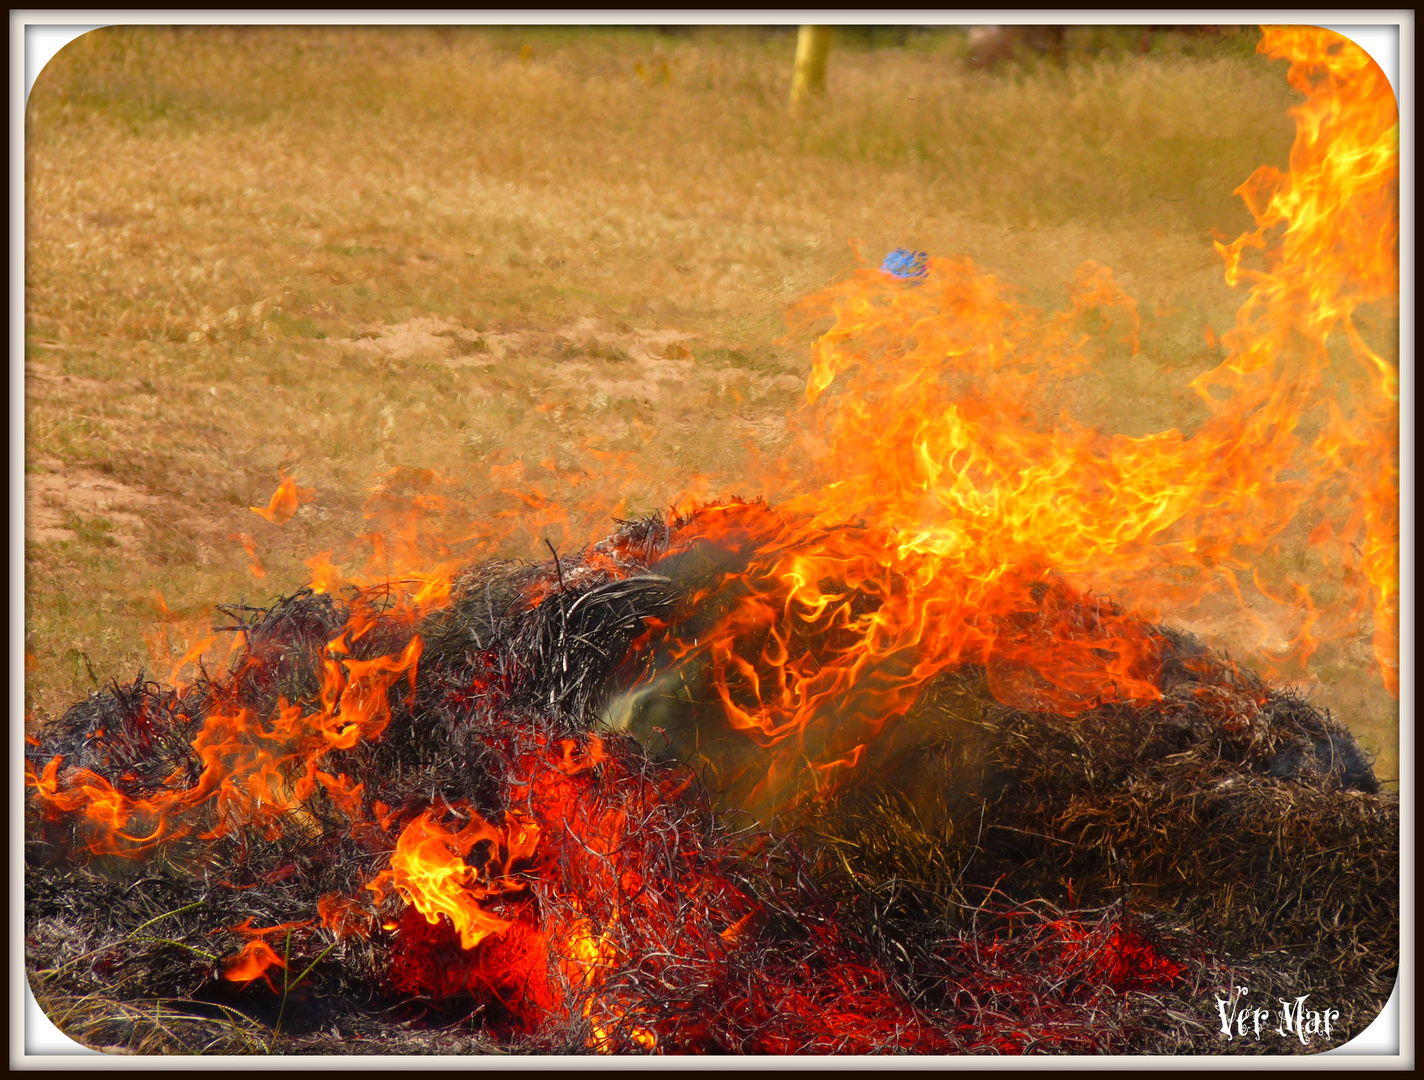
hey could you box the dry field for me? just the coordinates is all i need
[23,26,1396,782]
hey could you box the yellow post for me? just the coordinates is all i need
[790,26,833,112]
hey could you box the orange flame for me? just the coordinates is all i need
[220,917,313,991]
[222,938,286,991]
[26,632,423,855]
[250,474,315,525]
[560,918,658,1052]
[366,807,540,950]
[142,591,232,692]
[318,892,375,941]
[647,27,1398,803]
[230,532,266,581]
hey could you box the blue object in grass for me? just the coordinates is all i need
[880,248,928,280]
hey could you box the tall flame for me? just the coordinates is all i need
[648,27,1399,796]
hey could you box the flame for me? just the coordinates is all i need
[629,26,1398,808]
[222,939,285,991]
[561,920,658,1052]
[1200,26,1398,688]
[220,917,314,991]
[810,744,867,777]
[351,736,664,1049]
[26,632,423,854]
[250,474,315,525]
[367,807,540,950]
[230,532,266,581]
[22,26,1394,1051]
[557,735,606,774]
[305,551,341,594]
[141,590,234,692]
[166,633,218,688]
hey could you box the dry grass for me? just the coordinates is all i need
[29,988,273,1056]
[23,27,1394,782]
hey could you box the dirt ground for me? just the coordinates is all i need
[22,26,1397,784]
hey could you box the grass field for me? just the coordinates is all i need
[23,25,1397,783]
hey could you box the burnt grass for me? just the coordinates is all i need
[25,510,1398,1055]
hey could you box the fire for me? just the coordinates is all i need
[220,917,314,991]
[25,629,422,854]
[23,26,1395,1056]
[250,474,315,525]
[231,532,266,580]
[560,918,657,1052]
[628,25,1399,805]
[222,939,286,992]
[366,807,540,950]
[317,892,375,941]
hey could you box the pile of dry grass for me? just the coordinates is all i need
[819,644,1396,1036]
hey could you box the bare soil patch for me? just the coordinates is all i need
[25,469,157,547]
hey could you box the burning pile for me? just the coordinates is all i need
[26,28,1397,1056]
[24,509,1399,1054]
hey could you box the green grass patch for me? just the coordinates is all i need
[61,512,118,548]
